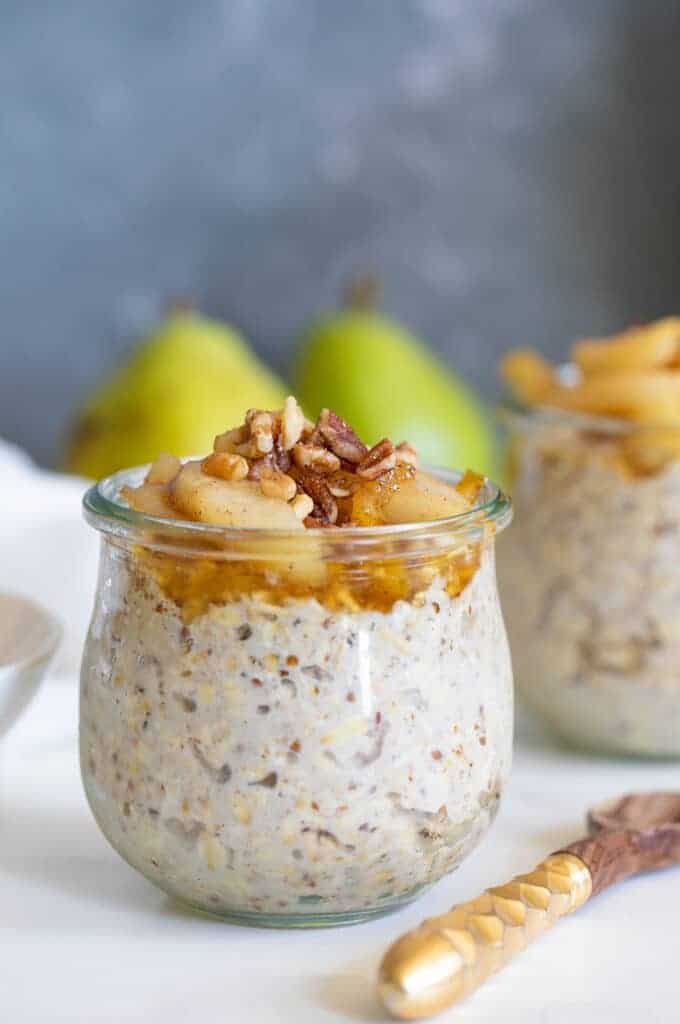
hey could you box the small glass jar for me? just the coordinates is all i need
[498,403,680,757]
[80,466,513,926]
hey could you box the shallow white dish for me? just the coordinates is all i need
[0,592,61,736]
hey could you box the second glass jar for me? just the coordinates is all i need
[498,405,680,757]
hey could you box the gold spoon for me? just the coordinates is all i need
[378,791,680,1019]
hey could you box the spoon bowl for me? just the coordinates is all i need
[589,791,680,834]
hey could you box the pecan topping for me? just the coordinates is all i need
[259,468,297,502]
[326,470,360,498]
[202,451,249,481]
[292,442,341,474]
[291,493,314,520]
[357,438,397,479]
[272,435,292,474]
[297,468,338,524]
[395,441,419,468]
[125,394,431,530]
[246,453,276,480]
[245,409,276,454]
[300,417,317,441]
[281,396,305,450]
[317,409,368,463]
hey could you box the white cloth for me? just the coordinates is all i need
[0,443,677,1023]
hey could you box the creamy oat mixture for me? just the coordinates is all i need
[80,397,512,918]
[81,545,511,916]
[500,318,680,756]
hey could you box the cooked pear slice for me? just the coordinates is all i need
[379,470,471,524]
[145,452,182,485]
[572,318,680,375]
[121,482,179,518]
[170,461,303,529]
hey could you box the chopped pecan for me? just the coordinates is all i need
[202,451,249,481]
[317,409,367,463]
[245,409,275,454]
[297,468,338,524]
[395,441,419,468]
[291,493,314,520]
[281,396,305,450]
[327,483,351,498]
[292,442,341,474]
[326,470,360,498]
[272,435,292,474]
[247,453,276,480]
[300,417,317,441]
[357,438,397,479]
[259,468,297,502]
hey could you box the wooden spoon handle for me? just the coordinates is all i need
[564,823,680,896]
[378,853,592,1020]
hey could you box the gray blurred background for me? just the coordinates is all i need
[2,0,680,466]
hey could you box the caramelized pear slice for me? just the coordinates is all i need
[121,482,180,518]
[379,470,471,524]
[351,468,471,526]
[170,461,303,529]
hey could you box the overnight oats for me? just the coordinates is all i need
[80,397,513,925]
[499,317,680,756]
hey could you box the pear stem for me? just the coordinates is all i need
[343,274,381,311]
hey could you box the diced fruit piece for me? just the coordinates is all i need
[145,452,182,485]
[170,461,303,528]
[350,467,470,526]
[546,371,680,424]
[500,349,555,403]
[121,483,179,518]
[379,470,471,524]
[350,467,407,526]
[456,469,485,503]
[571,318,680,375]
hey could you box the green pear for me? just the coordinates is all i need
[64,310,286,480]
[292,282,498,478]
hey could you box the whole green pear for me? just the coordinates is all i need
[293,289,498,477]
[65,310,286,479]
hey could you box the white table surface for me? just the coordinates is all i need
[1,444,678,1023]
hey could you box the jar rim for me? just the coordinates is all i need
[82,462,512,557]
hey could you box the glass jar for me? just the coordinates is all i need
[498,403,680,757]
[80,466,513,927]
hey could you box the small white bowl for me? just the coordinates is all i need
[0,593,62,737]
